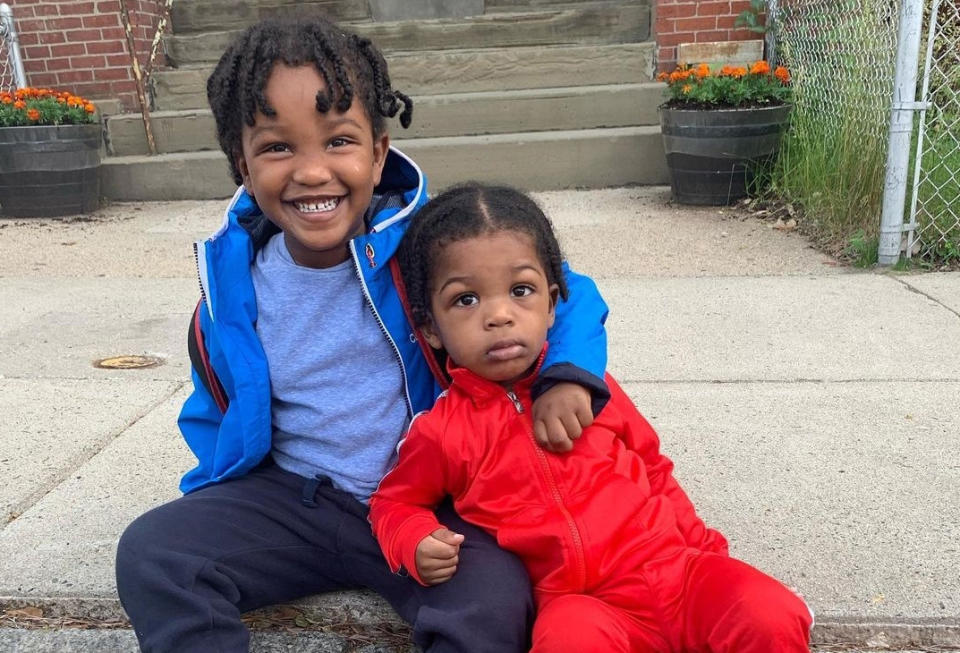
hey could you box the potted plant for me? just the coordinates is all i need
[0,87,101,217]
[657,61,792,205]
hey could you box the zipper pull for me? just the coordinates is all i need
[506,390,524,414]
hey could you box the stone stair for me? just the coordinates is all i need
[101,0,668,201]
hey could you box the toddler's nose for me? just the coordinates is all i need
[292,154,334,186]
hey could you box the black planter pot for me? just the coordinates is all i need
[660,104,791,206]
[0,123,102,218]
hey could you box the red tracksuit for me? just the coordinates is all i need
[370,363,812,652]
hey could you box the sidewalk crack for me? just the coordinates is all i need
[893,276,960,321]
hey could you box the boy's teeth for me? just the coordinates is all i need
[295,198,339,212]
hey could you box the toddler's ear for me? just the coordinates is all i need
[547,284,560,328]
[420,319,443,350]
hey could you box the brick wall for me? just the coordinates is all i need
[10,0,167,111]
[655,0,765,73]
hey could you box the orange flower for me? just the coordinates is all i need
[26,108,41,121]
[1,96,11,105]
[84,103,96,113]
[695,63,711,79]
[774,66,790,83]
[750,60,771,75]
[681,84,693,94]
[13,99,26,109]
[57,97,67,104]
[731,66,747,78]
[657,71,669,82]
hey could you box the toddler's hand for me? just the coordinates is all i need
[415,528,464,585]
[532,383,593,453]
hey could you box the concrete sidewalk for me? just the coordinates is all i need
[0,187,958,652]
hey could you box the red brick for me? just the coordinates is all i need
[45,57,72,71]
[728,28,760,41]
[106,53,131,67]
[47,16,84,29]
[71,54,107,68]
[86,40,125,54]
[97,0,120,10]
[100,27,126,39]
[82,13,119,27]
[16,18,48,32]
[95,67,132,81]
[30,73,59,87]
[657,3,697,19]
[24,59,47,73]
[39,31,67,44]
[17,32,40,45]
[698,1,731,16]
[57,69,95,83]
[51,43,87,56]
[717,15,743,29]
[59,2,96,16]
[24,44,52,59]
[729,1,756,13]
[111,79,137,93]
[658,31,695,46]
[32,4,60,17]
[656,17,676,33]
[695,30,729,42]
[65,28,102,41]
[675,16,717,31]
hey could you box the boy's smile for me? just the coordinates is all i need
[236,64,389,268]
[422,232,559,385]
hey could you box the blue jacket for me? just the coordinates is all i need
[179,147,609,494]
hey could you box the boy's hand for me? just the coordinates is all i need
[415,528,464,585]
[532,382,593,453]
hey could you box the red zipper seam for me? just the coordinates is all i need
[509,391,588,592]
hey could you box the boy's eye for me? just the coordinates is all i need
[329,136,351,148]
[511,285,534,298]
[453,293,478,307]
[263,142,289,153]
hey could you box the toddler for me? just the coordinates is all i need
[371,183,814,652]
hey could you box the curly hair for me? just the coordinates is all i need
[206,17,413,185]
[397,183,569,328]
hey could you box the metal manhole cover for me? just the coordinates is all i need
[94,355,164,369]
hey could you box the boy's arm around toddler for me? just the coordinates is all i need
[605,375,729,555]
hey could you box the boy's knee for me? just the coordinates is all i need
[722,584,813,650]
[532,595,630,653]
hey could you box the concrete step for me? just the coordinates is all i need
[100,126,669,200]
[164,2,650,66]
[108,83,666,156]
[171,0,372,34]
[151,41,655,111]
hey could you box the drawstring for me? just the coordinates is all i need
[301,474,332,508]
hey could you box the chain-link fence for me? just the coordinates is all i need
[906,0,960,260]
[1,3,27,92]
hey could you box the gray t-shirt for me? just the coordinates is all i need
[250,232,409,502]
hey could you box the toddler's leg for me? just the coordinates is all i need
[679,553,812,653]
[531,594,665,653]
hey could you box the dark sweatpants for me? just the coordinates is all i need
[115,460,534,652]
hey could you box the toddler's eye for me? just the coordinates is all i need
[454,293,478,307]
[511,285,534,297]
[264,142,289,153]
[329,137,350,148]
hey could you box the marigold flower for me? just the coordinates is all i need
[732,67,747,78]
[13,99,26,109]
[681,84,693,94]
[657,71,669,82]
[750,60,771,75]
[84,103,96,113]
[669,71,683,83]
[695,63,711,79]
[26,108,41,121]
[1,96,11,105]
[774,66,790,83]
[719,65,736,77]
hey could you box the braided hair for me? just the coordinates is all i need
[397,183,569,328]
[206,17,414,185]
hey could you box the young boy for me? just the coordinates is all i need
[115,17,610,653]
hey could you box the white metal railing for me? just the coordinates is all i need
[0,3,27,92]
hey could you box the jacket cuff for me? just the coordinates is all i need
[531,363,611,416]
[393,515,445,586]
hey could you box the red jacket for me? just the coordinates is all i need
[369,357,728,594]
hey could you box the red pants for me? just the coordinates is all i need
[531,552,812,653]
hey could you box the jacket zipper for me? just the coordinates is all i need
[507,390,588,592]
[350,241,414,417]
[192,242,209,312]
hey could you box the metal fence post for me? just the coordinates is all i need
[878,0,926,265]
[1,3,28,89]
